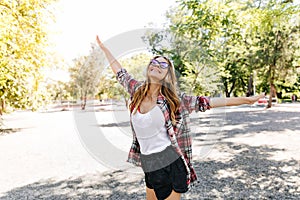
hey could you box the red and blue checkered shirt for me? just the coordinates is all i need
[116,68,210,186]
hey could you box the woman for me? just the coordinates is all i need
[96,36,264,200]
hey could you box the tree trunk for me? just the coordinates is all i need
[247,74,254,97]
[191,71,200,94]
[82,97,87,110]
[81,91,87,110]
[227,80,236,97]
[267,84,276,108]
[267,66,276,108]
[0,99,5,115]
[224,80,229,97]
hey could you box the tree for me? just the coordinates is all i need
[144,0,300,103]
[69,43,105,110]
[143,6,221,96]
[120,53,151,80]
[144,0,253,97]
[0,0,58,112]
[245,0,300,107]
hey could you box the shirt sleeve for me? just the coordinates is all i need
[116,68,140,97]
[180,93,211,114]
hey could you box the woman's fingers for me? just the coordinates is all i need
[96,35,104,48]
[96,35,101,44]
[252,93,266,104]
[259,92,266,99]
[247,93,264,104]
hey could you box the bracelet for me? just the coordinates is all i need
[116,68,127,78]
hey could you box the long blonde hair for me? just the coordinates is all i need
[129,56,180,125]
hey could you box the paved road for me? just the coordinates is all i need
[0,103,299,199]
[0,110,108,194]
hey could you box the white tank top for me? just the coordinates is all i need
[132,106,171,155]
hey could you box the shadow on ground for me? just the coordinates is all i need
[1,109,299,199]
[192,109,300,137]
[0,128,20,135]
[98,121,130,128]
[0,171,145,200]
[1,144,298,199]
[188,143,300,199]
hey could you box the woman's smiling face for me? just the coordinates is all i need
[147,56,170,83]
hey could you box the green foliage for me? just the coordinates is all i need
[144,7,222,95]
[69,43,105,101]
[143,0,300,101]
[120,53,152,80]
[0,0,58,111]
[45,80,72,103]
[243,0,300,106]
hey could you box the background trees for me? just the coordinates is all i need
[0,0,58,112]
[0,0,299,115]
[244,0,300,107]
[69,43,105,109]
[143,0,300,107]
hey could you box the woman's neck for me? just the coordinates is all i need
[147,83,161,100]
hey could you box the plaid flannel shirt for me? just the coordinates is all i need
[116,68,210,186]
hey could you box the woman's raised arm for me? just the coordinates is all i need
[96,35,122,75]
[210,93,265,108]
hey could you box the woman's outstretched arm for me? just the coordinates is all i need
[210,93,265,108]
[96,35,122,75]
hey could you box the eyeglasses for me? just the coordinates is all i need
[149,59,170,69]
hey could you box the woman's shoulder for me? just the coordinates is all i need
[177,92,191,100]
[135,80,145,90]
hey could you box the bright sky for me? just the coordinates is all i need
[51,0,176,62]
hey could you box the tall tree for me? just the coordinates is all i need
[144,0,253,96]
[0,0,58,112]
[143,4,221,96]
[144,0,300,102]
[245,0,300,107]
[69,43,105,110]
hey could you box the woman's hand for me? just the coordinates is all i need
[247,93,265,104]
[96,35,105,50]
[95,35,122,74]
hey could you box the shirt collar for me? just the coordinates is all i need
[157,93,166,104]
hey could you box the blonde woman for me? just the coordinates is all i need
[96,36,264,200]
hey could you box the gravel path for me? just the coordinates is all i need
[0,104,299,199]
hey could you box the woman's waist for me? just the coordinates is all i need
[140,145,180,172]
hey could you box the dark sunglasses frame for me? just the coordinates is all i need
[149,59,170,69]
